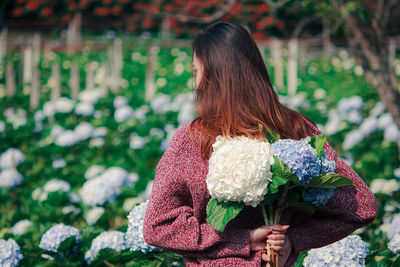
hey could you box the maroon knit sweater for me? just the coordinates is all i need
[143,120,378,267]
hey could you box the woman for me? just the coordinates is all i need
[143,21,378,267]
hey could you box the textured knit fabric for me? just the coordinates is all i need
[143,120,378,267]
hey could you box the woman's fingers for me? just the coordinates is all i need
[271,224,289,232]
[262,253,271,262]
[268,232,286,240]
[267,239,284,246]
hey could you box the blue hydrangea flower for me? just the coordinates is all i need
[271,138,321,184]
[84,231,127,264]
[388,214,400,239]
[0,238,23,266]
[302,150,336,205]
[80,177,119,207]
[321,150,336,173]
[0,169,23,189]
[125,201,162,253]
[303,235,369,267]
[302,187,336,206]
[39,224,80,253]
[388,233,400,254]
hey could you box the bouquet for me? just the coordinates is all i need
[205,127,354,267]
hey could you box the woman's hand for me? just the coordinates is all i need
[261,228,292,267]
[249,225,289,252]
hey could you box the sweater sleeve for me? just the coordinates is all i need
[284,124,378,266]
[142,124,252,259]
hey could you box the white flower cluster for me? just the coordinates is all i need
[370,178,400,196]
[125,201,162,253]
[206,135,275,207]
[39,223,80,253]
[3,108,27,129]
[32,179,73,202]
[384,214,400,254]
[0,238,23,266]
[11,219,33,235]
[84,207,105,226]
[303,235,369,266]
[0,148,24,189]
[84,231,127,264]
[80,166,133,207]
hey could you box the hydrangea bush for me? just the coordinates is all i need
[303,235,369,266]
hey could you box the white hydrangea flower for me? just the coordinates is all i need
[384,123,399,142]
[52,159,66,169]
[342,130,364,150]
[93,127,107,138]
[78,88,105,104]
[387,214,400,239]
[0,169,23,188]
[206,135,275,207]
[89,138,105,148]
[85,165,105,179]
[38,179,71,202]
[85,231,127,264]
[370,179,399,196]
[115,105,134,123]
[370,102,386,117]
[303,235,369,267]
[0,148,25,169]
[0,121,5,132]
[55,130,79,147]
[39,224,80,253]
[388,233,400,254]
[11,219,33,235]
[50,125,65,139]
[85,207,105,226]
[129,133,150,150]
[75,102,94,116]
[378,113,393,129]
[359,117,378,136]
[99,167,130,188]
[125,201,162,253]
[0,238,23,266]
[80,168,130,207]
[113,96,128,108]
[150,94,171,113]
[134,105,149,122]
[74,122,94,141]
[55,97,74,113]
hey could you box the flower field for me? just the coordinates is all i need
[0,38,399,266]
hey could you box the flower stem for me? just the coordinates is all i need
[260,203,269,226]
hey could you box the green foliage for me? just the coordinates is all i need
[304,173,355,188]
[308,135,327,160]
[269,156,298,194]
[206,198,244,232]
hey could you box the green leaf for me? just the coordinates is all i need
[270,157,299,194]
[265,129,280,144]
[283,192,301,208]
[92,248,121,264]
[57,236,77,252]
[392,255,400,267]
[292,251,308,267]
[206,198,244,232]
[290,202,315,215]
[308,136,326,159]
[304,173,354,188]
[259,124,280,143]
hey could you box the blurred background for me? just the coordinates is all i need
[0,0,399,266]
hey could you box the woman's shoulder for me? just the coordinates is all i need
[166,120,200,154]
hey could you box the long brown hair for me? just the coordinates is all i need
[190,21,316,160]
